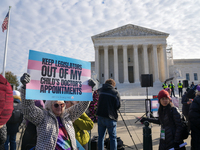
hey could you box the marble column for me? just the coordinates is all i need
[94,46,99,80]
[143,45,149,74]
[123,45,129,83]
[153,45,160,82]
[133,45,140,83]
[113,45,119,83]
[162,44,168,80]
[104,45,109,82]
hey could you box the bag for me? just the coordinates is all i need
[105,137,124,150]
[91,136,98,150]
[0,74,13,125]
[7,102,23,124]
[180,114,189,140]
[170,108,189,140]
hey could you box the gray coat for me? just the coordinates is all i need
[0,125,6,150]
[21,88,90,150]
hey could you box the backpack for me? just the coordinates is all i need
[170,108,189,140]
[179,114,189,140]
[91,136,98,150]
[0,74,13,125]
[104,137,124,150]
[7,101,23,124]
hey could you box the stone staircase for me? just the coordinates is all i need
[97,82,181,96]
[116,82,164,96]
[119,98,183,113]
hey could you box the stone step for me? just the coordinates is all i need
[119,98,183,113]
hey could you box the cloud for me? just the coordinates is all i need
[0,0,200,79]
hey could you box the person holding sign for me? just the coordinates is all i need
[20,73,95,150]
[140,90,185,150]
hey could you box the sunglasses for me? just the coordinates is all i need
[54,103,65,108]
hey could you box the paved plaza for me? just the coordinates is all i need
[16,113,191,150]
[91,112,191,150]
[15,95,191,150]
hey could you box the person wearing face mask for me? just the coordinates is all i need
[140,90,185,150]
[20,73,94,150]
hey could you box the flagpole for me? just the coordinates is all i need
[2,6,11,77]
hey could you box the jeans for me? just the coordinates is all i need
[4,133,17,150]
[98,116,117,150]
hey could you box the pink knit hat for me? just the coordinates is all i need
[158,90,171,101]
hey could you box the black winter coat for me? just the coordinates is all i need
[96,84,121,121]
[146,105,184,150]
[6,98,23,134]
[182,92,191,116]
[189,93,200,150]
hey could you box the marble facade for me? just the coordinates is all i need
[91,24,169,84]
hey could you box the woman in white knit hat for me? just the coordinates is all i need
[65,101,94,150]
[20,73,94,150]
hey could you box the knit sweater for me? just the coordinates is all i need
[0,125,6,150]
[21,87,90,150]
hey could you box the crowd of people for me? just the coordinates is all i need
[0,73,121,150]
[143,80,200,150]
[1,71,200,150]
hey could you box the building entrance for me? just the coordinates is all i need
[128,66,134,83]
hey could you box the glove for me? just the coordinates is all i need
[174,142,180,149]
[20,73,31,87]
[192,85,197,91]
[88,79,96,89]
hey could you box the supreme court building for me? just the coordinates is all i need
[91,24,169,84]
[90,24,200,95]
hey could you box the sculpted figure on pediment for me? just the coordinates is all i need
[103,27,159,37]
[92,24,169,38]
[174,69,182,78]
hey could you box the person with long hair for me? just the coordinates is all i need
[140,90,185,150]
[65,101,94,150]
[20,73,93,150]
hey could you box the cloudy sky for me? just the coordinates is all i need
[0,0,200,78]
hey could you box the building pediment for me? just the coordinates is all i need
[92,24,169,39]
